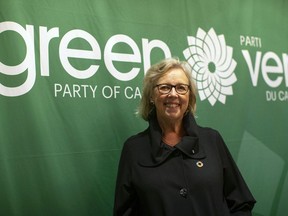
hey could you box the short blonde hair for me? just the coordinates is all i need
[138,57,197,121]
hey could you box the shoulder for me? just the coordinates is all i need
[118,128,151,165]
[125,128,149,144]
[196,126,227,154]
[197,126,223,140]
[122,128,150,152]
[197,126,233,159]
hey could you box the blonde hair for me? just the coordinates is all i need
[138,57,197,121]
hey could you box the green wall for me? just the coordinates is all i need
[0,0,287,215]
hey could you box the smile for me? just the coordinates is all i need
[164,102,180,108]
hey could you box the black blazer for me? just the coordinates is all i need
[114,112,256,216]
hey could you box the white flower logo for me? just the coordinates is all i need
[183,28,237,106]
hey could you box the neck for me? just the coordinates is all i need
[158,118,185,146]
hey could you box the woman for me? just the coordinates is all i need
[114,57,256,216]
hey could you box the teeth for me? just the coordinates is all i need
[165,103,179,108]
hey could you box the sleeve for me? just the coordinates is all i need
[216,132,256,216]
[113,140,139,216]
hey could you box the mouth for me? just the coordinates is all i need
[164,102,180,108]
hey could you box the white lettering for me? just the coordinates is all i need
[54,83,97,98]
[242,50,287,88]
[63,84,72,97]
[142,38,171,73]
[102,85,120,98]
[242,50,262,86]
[0,21,175,97]
[124,86,141,99]
[39,26,59,76]
[262,52,283,88]
[266,91,277,101]
[59,29,101,79]
[278,91,288,101]
[240,35,262,48]
[90,85,97,98]
[0,21,36,96]
[54,83,62,97]
[104,34,141,81]
[282,53,288,86]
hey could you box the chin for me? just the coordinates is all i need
[164,112,183,120]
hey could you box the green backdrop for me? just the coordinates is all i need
[1,0,287,215]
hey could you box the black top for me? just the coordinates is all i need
[114,112,256,216]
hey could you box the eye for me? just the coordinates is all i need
[159,85,171,91]
[176,85,188,92]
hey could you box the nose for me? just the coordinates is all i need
[169,87,178,96]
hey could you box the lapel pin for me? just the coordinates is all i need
[196,161,203,168]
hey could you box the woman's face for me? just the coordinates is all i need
[152,68,190,123]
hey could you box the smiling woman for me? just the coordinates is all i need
[114,57,256,216]
[151,68,190,134]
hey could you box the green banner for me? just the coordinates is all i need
[1,0,287,215]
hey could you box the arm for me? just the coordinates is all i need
[217,133,256,215]
[114,141,139,216]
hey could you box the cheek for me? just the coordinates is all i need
[154,96,165,107]
[182,96,190,108]
[152,91,163,103]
